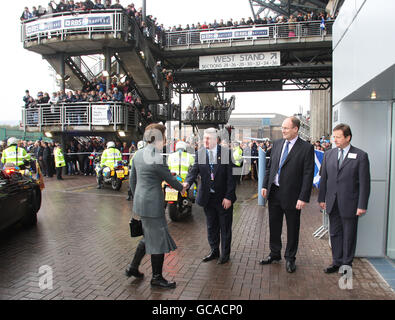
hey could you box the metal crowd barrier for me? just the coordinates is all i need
[164,20,333,47]
[20,9,129,43]
[22,102,137,131]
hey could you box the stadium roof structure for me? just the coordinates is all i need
[248,0,343,19]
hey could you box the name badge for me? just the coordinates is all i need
[211,173,214,181]
[348,153,357,159]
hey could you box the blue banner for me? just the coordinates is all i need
[25,14,113,36]
[200,26,269,42]
[313,149,324,189]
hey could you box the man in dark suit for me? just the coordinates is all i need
[318,124,370,274]
[260,116,314,273]
[185,128,237,264]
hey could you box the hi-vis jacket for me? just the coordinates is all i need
[100,147,122,168]
[54,147,66,168]
[1,145,30,166]
[167,151,194,180]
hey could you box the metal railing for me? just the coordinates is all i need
[182,95,236,123]
[21,10,129,43]
[164,20,333,47]
[22,102,137,132]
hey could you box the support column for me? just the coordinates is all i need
[59,53,65,92]
[142,0,146,23]
[104,48,112,91]
[179,85,182,140]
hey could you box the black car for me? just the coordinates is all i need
[0,168,41,231]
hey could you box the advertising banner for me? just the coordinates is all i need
[200,26,269,42]
[92,105,111,125]
[25,13,113,37]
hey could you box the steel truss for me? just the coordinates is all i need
[249,0,329,19]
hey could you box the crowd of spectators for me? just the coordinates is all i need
[184,98,234,122]
[2,138,138,177]
[22,75,155,125]
[166,10,336,33]
[20,0,134,21]
[20,1,337,47]
[313,135,332,152]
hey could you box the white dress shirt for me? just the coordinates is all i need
[338,144,351,161]
[207,145,217,164]
[274,136,299,186]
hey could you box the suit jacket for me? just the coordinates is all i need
[318,145,370,218]
[263,137,315,209]
[186,145,236,208]
[130,144,183,218]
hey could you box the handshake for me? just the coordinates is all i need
[181,182,190,194]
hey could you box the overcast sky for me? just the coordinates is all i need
[0,0,309,124]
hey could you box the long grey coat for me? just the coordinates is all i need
[130,144,183,254]
[130,144,183,218]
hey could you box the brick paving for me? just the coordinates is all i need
[0,175,394,300]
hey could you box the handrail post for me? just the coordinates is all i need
[125,103,128,132]
[61,104,65,131]
[89,103,92,131]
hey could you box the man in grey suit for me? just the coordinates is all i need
[318,123,371,274]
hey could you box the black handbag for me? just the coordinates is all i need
[129,218,143,237]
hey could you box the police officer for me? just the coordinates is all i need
[126,140,146,201]
[0,137,30,169]
[97,141,122,189]
[167,141,194,181]
[232,142,243,185]
[54,142,66,180]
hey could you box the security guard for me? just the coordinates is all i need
[167,141,194,181]
[0,137,30,169]
[54,142,66,180]
[126,140,146,201]
[232,142,243,185]
[97,141,122,189]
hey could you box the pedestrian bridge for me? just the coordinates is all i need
[20,10,333,135]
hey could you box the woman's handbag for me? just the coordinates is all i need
[129,217,143,237]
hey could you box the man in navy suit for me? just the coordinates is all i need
[184,128,236,264]
[260,116,315,273]
[318,124,370,274]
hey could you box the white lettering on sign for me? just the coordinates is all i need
[199,52,280,70]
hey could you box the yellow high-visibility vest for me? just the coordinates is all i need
[0,145,28,166]
[54,147,66,167]
[233,146,243,167]
[167,151,194,180]
[101,147,122,168]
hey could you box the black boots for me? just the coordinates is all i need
[150,254,176,289]
[125,241,146,278]
[126,188,132,201]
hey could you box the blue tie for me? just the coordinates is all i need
[278,141,290,178]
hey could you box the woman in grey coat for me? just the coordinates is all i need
[125,123,186,289]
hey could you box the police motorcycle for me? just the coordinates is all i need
[94,154,129,191]
[163,141,197,222]
[163,174,197,222]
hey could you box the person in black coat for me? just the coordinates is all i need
[43,142,53,177]
[185,128,237,264]
[260,116,314,273]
